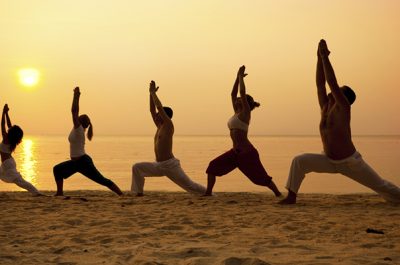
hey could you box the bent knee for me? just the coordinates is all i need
[53,165,64,179]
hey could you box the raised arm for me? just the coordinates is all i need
[71,87,81,128]
[2,104,10,140]
[318,40,349,106]
[149,80,171,124]
[230,74,239,111]
[316,47,328,109]
[149,83,159,125]
[238,66,251,114]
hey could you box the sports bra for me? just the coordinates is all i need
[227,114,249,132]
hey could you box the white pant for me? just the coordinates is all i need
[286,152,400,203]
[1,158,41,195]
[131,157,206,195]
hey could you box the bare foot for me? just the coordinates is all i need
[54,192,64,196]
[278,197,296,205]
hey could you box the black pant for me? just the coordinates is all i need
[53,154,114,187]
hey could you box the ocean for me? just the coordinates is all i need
[2,135,400,194]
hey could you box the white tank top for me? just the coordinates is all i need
[68,125,86,158]
[0,142,11,154]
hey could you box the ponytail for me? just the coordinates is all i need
[87,123,93,141]
[246,94,261,111]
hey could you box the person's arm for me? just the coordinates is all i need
[238,65,251,123]
[316,49,328,109]
[71,87,81,128]
[231,75,239,111]
[318,40,349,106]
[149,83,159,125]
[2,104,9,141]
[149,81,171,123]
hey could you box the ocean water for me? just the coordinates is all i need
[1,135,399,194]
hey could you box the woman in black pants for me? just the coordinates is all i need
[53,87,123,196]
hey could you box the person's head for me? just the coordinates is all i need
[79,114,93,140]
[7,125,23,152]
[163,107,173,119]
[327,86,356,105]
[341,86,356,105]
[235,94,261,111]
[155,107,173,124]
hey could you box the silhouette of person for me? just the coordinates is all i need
[53,87,123,196]
[1,104,42,195]
[131,81,206,196]
[279,40,400,204]
[204,66,281,197]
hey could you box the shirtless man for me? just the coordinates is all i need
[131,81,206,196]
[279,39,400,204]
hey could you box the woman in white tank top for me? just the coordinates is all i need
[1,103,42,195]
[53,87,123,196]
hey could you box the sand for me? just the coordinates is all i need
[0,191,399,265]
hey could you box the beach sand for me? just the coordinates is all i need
[0,191,399,265]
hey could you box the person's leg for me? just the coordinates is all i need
[279,153,336,204]
[131,161,163,196]
[77,155,123,196]
[53,160,78,196]
[205,150,237,195]
[164,159,206,195]
[13,175,41,195]
[338,153,400,203]
[237,148,281,197]
[205,174,216,196]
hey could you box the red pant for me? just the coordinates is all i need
[206,146,272,186]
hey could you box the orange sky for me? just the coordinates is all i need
[1,0,399,136]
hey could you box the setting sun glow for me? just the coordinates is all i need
[18,68,40,87]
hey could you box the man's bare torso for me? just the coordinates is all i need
[320,101,356,160]
[154,122,174,162]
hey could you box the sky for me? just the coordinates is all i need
[1,0,399,136]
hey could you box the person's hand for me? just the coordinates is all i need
[73,86,80,95]
[318,39,330,57]
[149,80,159,93]
[237,65,248,78]
[3,104,9,113]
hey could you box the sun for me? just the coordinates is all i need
[18,68,40,87]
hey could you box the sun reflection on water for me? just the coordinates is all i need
[18,139,38,186]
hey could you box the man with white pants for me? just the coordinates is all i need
[131,81,206,196]
[279,40,400,204]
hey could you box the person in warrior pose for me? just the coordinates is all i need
[1,103,42,195]
[53,87,123,196]
[204,66,281,197]
[279,39,400,204]
[131,81,206,196]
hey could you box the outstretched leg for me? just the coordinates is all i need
[13,176,41,196]
[238,147,281,197]
[338,153,400,203]
[164,160,206,195]
[78,156,122,196]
